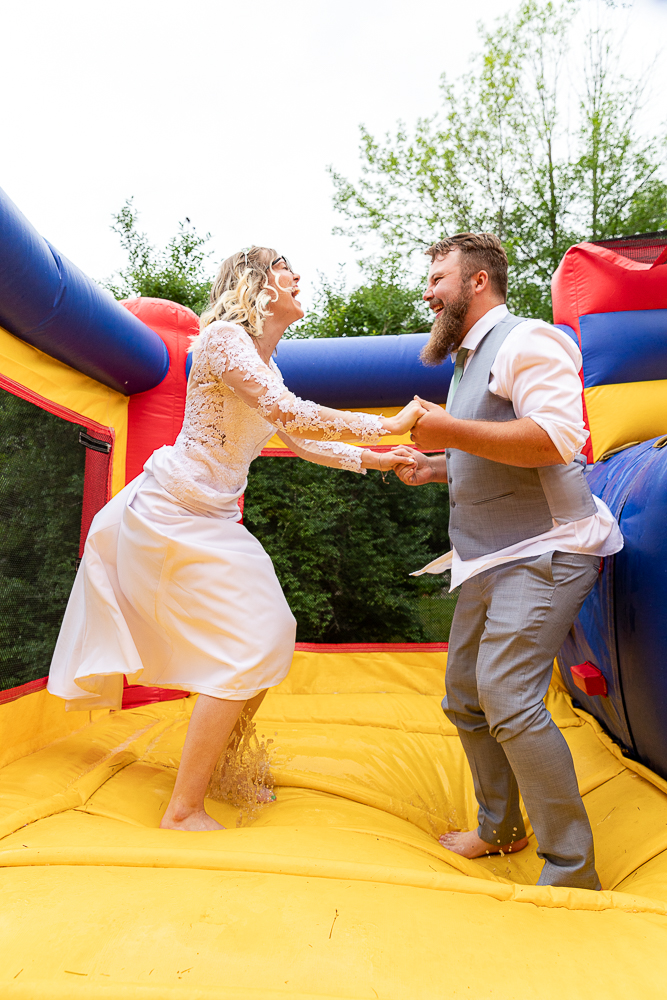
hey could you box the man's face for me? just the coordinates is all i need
[421,250,474,365]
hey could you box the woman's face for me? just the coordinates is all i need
[267,256,304,328]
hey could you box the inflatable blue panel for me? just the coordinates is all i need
[555,324,578,344]
[272,334,454,408]
[558,438,667,779]
[0,187,169,395]
[579,310,667,388]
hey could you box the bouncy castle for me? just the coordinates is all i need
[2,184,667,998]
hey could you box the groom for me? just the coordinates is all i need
[394,232,622,890]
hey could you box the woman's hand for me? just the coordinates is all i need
[381,399,427,436]
[361,447,417,472]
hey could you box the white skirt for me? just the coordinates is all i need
[47,472,297,711]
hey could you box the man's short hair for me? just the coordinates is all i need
[425,233,508,299]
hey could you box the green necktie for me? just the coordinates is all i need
[447,347,470,407]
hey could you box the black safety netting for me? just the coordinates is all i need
[245,456,458,644]
[0,388,112,696]
[592,230,667,264]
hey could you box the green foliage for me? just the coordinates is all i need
[0,391,84,690]
[244,458,455,643]
[288,268,431,340]
[106,198,214,315]
[330,0,667,321]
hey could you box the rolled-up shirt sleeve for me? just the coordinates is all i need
[489,322,589,465]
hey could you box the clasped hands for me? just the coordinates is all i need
[362,396,448,477]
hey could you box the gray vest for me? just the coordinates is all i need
[447,312,596,560]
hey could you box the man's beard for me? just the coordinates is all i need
[420,283,474,366]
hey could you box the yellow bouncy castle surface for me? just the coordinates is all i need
[2,647,667,999]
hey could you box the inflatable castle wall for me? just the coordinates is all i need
[1,183,667,776]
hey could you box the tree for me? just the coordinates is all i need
[0,391,84,691]
[106,198,214,314]
[288,266,431,340]
[244,457,455,643]
[330,0,667,320]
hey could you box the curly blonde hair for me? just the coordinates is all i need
[198,246,280,340]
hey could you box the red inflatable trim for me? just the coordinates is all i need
[123,298,198,483]
[552,243,667,334]
[0,676,48,706]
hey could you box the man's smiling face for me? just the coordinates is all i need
[420,250,475,365]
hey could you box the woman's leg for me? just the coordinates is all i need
[160,694,246,832]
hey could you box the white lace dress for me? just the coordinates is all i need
[48,322,386,710]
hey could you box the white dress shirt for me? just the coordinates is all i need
[413,304,624,588]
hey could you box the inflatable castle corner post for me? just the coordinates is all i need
[552,232,667,780]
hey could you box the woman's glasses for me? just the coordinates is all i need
[271,255,294,273]
[238,251,294,274]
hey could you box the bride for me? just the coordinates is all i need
[48,247,423,831]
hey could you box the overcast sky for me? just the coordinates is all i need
[2,0,666,308]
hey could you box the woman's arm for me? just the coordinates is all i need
[276,431,417,475]
[205,323,424,443]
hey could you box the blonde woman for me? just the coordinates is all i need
[48,247,423,831]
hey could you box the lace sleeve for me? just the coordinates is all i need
[203,322,387,444]
[276,431,366,474]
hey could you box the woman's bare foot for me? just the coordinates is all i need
[160,806,225,832]
[438,829,529,858]
[255,786,276,804]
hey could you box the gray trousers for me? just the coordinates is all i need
[443,550,601,890]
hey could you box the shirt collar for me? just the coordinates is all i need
[454,303,509,358]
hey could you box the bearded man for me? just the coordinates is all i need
[395,232,623,890]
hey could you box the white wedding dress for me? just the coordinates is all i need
[48,321,386,710]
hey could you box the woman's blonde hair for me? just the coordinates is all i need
[198,246,280,341]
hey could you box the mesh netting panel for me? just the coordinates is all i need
[0,389,86,693]
[592,230,667,264]
[79,428,114,556]
[245,457,457,643]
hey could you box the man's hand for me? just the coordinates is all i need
[390,447,436,486]
[410,397,456,451]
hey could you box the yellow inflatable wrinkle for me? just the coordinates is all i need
[0,325,129,496]
[0,984,343,1000]
[1,849,663,914]
[579,770,667,889]
[0,800,496,884]
[256,687,583,733]
[0,687,111,771]
[276,649,449,695]
[571,701,667,797]
[0,709,185,816]
[1,868,667,1000]
[616,849,667,903]
[0,718,175,841]
[584,379,667,462]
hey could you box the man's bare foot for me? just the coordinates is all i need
[160,808,225,832]
[438,829,529,858]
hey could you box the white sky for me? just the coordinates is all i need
[2,0,666,309]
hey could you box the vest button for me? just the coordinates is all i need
[448,476,452,483]
[451,500,456,507]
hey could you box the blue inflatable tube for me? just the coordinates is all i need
[0,187,169,395]
[558,438,667,780]
[272,334,454,407]
[186,333,453,407]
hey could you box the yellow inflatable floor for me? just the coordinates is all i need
[2,647,667,999]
